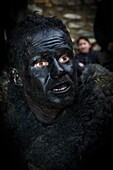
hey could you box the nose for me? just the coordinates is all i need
[51,59,65,79]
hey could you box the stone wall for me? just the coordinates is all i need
[32,0,101,5]
[30,0,101,51]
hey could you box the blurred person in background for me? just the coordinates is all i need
[75,36,100,77]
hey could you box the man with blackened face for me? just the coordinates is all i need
[4,14,113,170]
[9,15,78,124]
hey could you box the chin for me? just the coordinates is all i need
[45,84,76,108]
[47,93,75,109]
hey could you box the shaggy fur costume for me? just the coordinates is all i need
[2,64,113,170]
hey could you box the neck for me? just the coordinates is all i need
[25,94,66,125]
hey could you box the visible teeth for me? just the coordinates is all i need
[53,86,67,91]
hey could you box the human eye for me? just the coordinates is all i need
[59,54,70,64]
[33,60,48,69]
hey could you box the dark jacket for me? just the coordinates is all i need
[75,50,100,77]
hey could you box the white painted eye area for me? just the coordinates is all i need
[59,55,70,64]
[34,60,48,69]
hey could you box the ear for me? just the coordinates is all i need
[8,67,23,87]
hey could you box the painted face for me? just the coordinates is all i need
[78,39,91,53]
[21,29,77,111]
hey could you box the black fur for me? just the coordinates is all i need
[2,64,113,170]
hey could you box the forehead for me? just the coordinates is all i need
[27,28,72,53]
[78,39,90,45]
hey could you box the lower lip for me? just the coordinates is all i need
[51,85,71,94]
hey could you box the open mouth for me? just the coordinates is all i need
[51,82,70,94]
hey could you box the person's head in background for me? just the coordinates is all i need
[76,36,92,54]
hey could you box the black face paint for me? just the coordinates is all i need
[21,28,78,123]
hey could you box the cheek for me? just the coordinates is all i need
[23,75,45,99]
[79,45,83,49]
[63,63,75,74]
[29,68,49,88]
